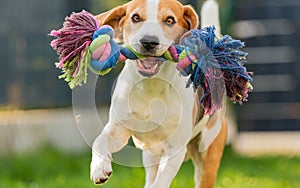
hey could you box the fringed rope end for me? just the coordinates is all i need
[179,26,253,115]
[49,10,98,89]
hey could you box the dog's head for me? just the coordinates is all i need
[96,0,198,77]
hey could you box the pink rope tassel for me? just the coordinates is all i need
[50,10,98,71]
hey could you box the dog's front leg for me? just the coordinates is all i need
[90,123,130,184]
[150,147,187,188]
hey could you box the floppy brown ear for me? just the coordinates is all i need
[95,4,128,42]
[183,5,199,30]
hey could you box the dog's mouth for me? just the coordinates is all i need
[135,57,164,77]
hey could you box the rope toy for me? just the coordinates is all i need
[50,10,253,115]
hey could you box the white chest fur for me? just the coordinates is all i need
[109,61,195,154]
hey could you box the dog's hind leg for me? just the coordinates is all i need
[90,123,131,184]
[188,119,227,188]
[143,151,161,188]
[150,147,187,188]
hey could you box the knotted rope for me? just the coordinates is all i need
[50,10,253,115]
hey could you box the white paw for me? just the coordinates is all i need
[90,154,113,184]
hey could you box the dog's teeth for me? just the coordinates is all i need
[138,61,143,68]
[153,64,158,69]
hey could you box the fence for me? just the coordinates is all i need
[231,0,300,131]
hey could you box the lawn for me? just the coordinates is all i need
[0,146,299,188]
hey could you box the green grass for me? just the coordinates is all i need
[0,146,299,188]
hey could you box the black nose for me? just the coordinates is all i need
[140,35,159,50]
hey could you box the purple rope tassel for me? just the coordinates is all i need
[50,10,99,88]
[50,10,98,69]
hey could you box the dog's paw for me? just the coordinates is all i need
[90,154,113,184]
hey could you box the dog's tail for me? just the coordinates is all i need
[201,0,221,35]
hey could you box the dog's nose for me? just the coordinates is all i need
[140,36,159,50]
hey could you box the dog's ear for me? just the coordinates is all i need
[95,3,128,42]
[183,5,199,30]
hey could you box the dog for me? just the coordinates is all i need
[90,0,227,187]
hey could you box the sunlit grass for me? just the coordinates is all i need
[0,146,299,188]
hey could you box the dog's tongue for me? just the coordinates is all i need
[142,57,158,69]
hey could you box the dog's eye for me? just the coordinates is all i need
[165,16,176,25]
[132,14,141,23]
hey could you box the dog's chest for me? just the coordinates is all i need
[125,78,182,134]
[130,79,180,115]
[110,62,195,153]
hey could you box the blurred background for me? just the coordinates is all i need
[0,0,300,187]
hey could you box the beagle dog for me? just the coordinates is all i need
[90,0,227,187]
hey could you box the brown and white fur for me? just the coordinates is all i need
[90,0,227,187]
